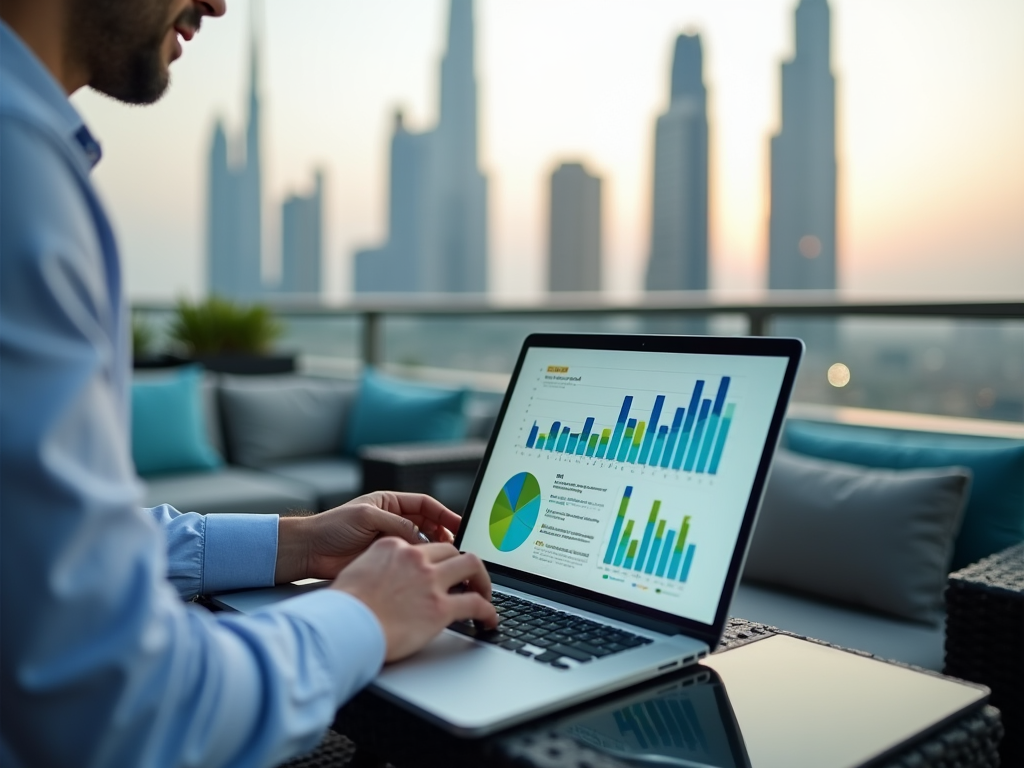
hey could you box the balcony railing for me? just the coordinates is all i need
[133,295,1024,428]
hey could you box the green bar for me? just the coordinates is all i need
[675,515,692,553]
[627,540,638,559]
[596,428,612,459]
[586,434,599,456]
[655,519,666,540]
[632,421,646,447]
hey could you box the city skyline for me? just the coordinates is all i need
[646,33,709,292]
[549,162,602,292]
[73,0,1024,302]
[769,0,837,290]
[356,0,488,294]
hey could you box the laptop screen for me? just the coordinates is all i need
[458,341,792,628]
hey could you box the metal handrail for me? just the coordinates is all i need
[132,295,1024,367]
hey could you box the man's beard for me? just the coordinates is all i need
[71,1,201,105]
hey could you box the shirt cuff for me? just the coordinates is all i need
[202,513,279,594]
[261,588,387,697]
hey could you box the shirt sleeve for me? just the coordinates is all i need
[148,505,280,600]
[0,116,386,768]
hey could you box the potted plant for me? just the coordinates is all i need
[167,296,295,375]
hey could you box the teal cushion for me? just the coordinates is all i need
[131,366,223,476]
[784,421,1024,570]
[344,370,467,454]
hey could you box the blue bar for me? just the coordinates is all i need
[604,486,632,563]
[627,441,641,464]
[672,381,705,469]
[616,419,637,462]
[711,377,731,416]
[635,502,660,573]
[605,396,633,460]
[555,426,571,453]
[655,531,676,577]
[623,551,636,570]
[536,436,546,450]
[708,405,734,475]
[576,417,595,455]
[613,529,631,567]
[566,434,580,454]
[668,546,684,581]
[660,408,685,468]
[679,544,696,582]
[526,422,539,449]
[637,395,665,466]
[644,537,663,575]
[546,421,561,451]
[683,400,712,471]
[650,426,669,467]
[696,414,719,473]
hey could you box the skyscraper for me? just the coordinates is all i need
[279,171,324,296]
[355,0,488,294]
[646,33,709,292]
[548,162,602,292]
[768,0,837,290]
[206,17,264,299]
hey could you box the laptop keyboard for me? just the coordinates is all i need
[447,592,654,669]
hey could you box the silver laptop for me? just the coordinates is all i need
[218,333,803,736]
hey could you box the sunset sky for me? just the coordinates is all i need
[72,0,1024,301]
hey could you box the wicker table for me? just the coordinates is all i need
[945,542,1024,767]
[281,618,1003,768]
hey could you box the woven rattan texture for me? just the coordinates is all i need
[945,542,1024,767]
[279,618,1004,768]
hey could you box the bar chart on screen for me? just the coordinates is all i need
[523,375,735,476]
[600,485,698,585]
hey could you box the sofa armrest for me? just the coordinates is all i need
[944,541,1024,766]
[359,440,488,496]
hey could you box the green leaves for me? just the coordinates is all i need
[169,296,282,356]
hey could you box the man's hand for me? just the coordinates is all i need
[274,492,461,583]
[332,538,498,661]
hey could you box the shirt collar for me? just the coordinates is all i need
[0,21,102,169]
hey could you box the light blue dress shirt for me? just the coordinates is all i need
[0,23,385,768]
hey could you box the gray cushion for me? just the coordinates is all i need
[744,449,971,625]
[219,375,356,467]
[264,457,362,511]
[141,466,317,516]
[730,582,946,670]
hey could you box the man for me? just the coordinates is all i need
[0,1,498,766]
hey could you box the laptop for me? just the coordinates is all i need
[217,333,803,735]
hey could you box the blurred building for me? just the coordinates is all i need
[548,162,602,292]
[279,171,324,296]
[207,31,264,299]
[768,0,837,290]
[646,33,709,292]
[355,0,488,294]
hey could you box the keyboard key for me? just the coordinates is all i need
[551,661,570,670]
[534,651,562,664]
[548,644,594,662]
[515,649,534,657]
[571,641,612,657]
[500,640,525,651]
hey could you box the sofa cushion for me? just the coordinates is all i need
[344,370,468,454]
[219,375,356,467]
[131,365,222,477]
[785,420,1024,569]
[744,449,971,625]
[141,466,317,516]
[730,582,946,670]
[263,457,362,511]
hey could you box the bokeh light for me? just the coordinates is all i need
[827,362,851,387]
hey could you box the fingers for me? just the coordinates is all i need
[372,492,463,539]
[433,550,492,603]
[446,592,499,628]
[359,505,421,545]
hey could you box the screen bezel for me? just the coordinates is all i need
[454,333,804,648]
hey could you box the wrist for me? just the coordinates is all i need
[275,516,311,584]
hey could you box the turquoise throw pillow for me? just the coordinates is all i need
[784,420,1024,570]
[344,370,467,454]
[131,366,222,477]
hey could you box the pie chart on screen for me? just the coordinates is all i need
[489,472,541,552]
